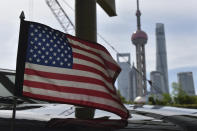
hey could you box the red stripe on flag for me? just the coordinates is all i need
[73,53,106,71]
[23,80,121,103]
[72,64,112,82]
[67,35,111,56]
[23,92,129,119]
[71,44,120,71]
[71,44,101,60]
[24,68,116,94]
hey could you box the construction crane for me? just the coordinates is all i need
[45,0,121,53]
[45,0,75,34]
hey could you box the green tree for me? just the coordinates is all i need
[148,93,172,105]
[116,90,131,104]
[162,93,172,105]
[172,82,182,97]
[148,95,156,105]
[172,82,197,105]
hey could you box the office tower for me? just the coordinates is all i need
[117,53,132,100]
[150,71,165,98]
[178,72,195,96]
[131,0,148,96]
[156,23,169,94]
[128,66,138,101]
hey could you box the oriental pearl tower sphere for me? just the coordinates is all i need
[132,0,148,97]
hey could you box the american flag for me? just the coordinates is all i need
[15,21,129,119]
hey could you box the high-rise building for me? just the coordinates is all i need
[117,53,132,100]
[156,23,169,94]
[128,66,138,101]
[131,0,148,96]
[178,72,196,96]
[150,71,165,98]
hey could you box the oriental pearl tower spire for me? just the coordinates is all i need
[131,0,148,97]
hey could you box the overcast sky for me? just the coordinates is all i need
[0,0,197,92]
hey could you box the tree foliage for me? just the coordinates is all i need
[148,82,197,108]
[116,90,132,104]
[172,82,197,104]
[148,93,172,105]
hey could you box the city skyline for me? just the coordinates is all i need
[0,0,197,93]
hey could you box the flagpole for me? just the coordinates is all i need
[11,96,17,131]
[10,11,25,131]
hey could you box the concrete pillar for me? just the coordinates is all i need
[75,0,97,119]
[75,0,97,42]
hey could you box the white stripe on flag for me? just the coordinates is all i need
[23,86,127,112]
[72,48,116,78]
[72,48,104,65]
[25,63,115,91]
[68,38,118,66]
[73,58,109,77]
[24,74,118,99]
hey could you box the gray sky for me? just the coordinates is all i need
[0,0,197,92]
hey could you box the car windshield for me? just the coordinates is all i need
[0,69,15,98]
[1,68,197,131]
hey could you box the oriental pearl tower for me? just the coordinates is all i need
[131,0,148,97]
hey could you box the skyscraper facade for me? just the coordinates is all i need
[150,71,165,98]
[128,66,138,101]
[117,53,132,100]
[178,72,196,96]
[156,23,169,94]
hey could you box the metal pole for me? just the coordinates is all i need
[10,96,17,131]
[75,0,97,119]
[10,11,25,131]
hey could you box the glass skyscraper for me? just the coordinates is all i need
[178,72,196,96]
[150,71,165,98]
[156,23,169,94]
[117,53,132,100]
[128,66,138,101]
